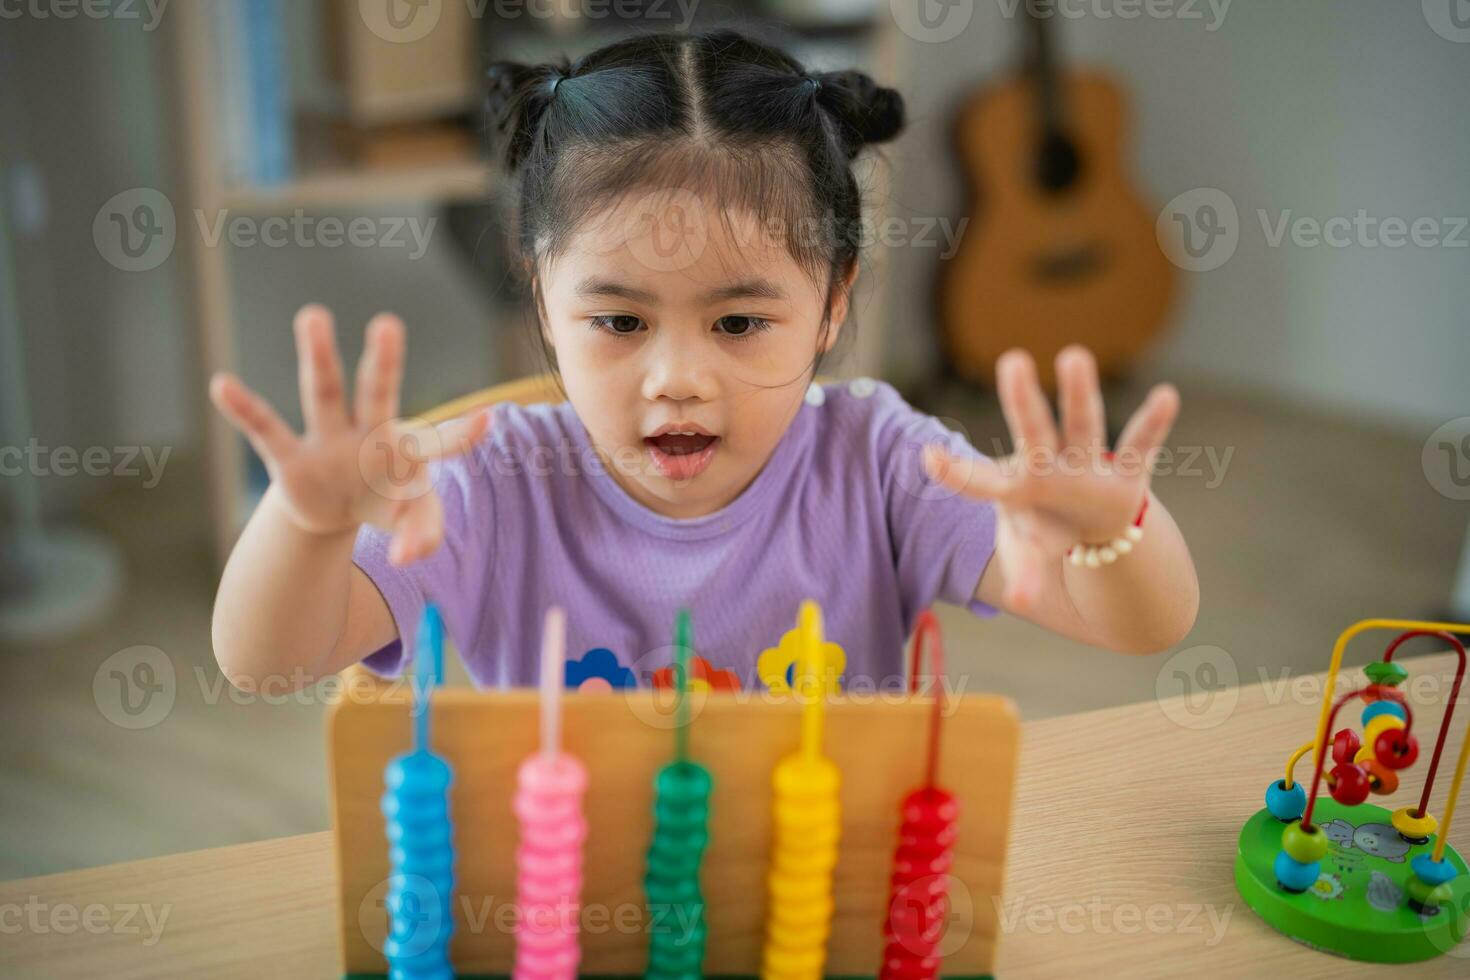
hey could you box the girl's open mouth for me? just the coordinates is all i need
[644,433,719,481]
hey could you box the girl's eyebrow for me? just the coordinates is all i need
[576,277,658,304]
[574,276,787,305]
[702,279,788,303]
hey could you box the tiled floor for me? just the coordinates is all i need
[2,373,1464,880]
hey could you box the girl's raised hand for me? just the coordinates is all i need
[208,304,490,565]
[923,345,1180,612]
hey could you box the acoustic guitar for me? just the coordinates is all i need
[938,7,1175,391]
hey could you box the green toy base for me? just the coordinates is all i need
[1236,798,1470,962]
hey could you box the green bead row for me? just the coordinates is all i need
[645,760,712,979]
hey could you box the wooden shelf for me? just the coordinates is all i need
[217,157,494,211]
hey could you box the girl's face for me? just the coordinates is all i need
[539,189,853,518]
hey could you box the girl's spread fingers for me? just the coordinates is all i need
[1115,383,1181,467]
[354,313,405,431]
[1057,344,1106,450]
[426,410,492,460]
[997,348,1059,454]
[209,371,297,462]
[293,304,348,433]
[389,492,443,566]
[922,445,1017,502]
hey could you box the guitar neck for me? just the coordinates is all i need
[1024,6,1063,134]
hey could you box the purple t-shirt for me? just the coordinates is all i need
[352,378,998,692]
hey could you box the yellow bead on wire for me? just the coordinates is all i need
[761,600,841,980]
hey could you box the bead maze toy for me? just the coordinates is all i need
[328,601,1021,977]
[1235,618,1470,962]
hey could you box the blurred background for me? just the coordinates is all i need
[2,0,1469,879]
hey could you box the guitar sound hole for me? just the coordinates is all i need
[1036,132,1082,193]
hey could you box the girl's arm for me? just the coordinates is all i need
[208,305,487,690]
[927,346,1199,655]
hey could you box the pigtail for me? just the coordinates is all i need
[485,57,570,173]
[811,69,905,159]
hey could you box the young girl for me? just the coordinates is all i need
[207,30,1198,693]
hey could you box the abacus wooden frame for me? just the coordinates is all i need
[327,672,1020,977]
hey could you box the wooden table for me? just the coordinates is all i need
[3,652,1466,979]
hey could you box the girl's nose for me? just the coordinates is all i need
[640,333,717,404]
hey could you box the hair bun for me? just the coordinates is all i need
[812,69,906,157]
[484,58,569,172]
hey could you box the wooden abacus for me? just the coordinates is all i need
[326,612,1020,978]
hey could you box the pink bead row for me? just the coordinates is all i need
[512,752,588,980]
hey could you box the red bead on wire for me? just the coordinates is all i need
[879,610,959,980]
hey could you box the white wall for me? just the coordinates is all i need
[884,0,1470,429]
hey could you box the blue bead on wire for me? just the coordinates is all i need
[381,604,455,980]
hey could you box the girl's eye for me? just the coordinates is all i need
[589,314,644,336]
[715,315,773,339]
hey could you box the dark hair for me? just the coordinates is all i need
[484,29,905,376]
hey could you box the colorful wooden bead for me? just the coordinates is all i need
[1364,660,1409,687]
[1273,851,1321,893]
[1331,728,1361,764]
[1391,805,1439,840]
[1281,822,1328,863]
[1360,700,1407,726]
[1411,854,1459,887]
[1353,745,1375,765]
[1406,876,1453,911]
[1327,763,1371,805]
[1362,713,1405,748]
[1374,728,1419,770]
[1264,779,1307,822]
[1361,759,1399,795]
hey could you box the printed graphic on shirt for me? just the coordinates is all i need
[650,655,741,693]
[564,647,637,692]
[756,626,847,695]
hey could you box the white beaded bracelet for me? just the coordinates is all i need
[1066,488,1149,568]
[1068,523,1144,568]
